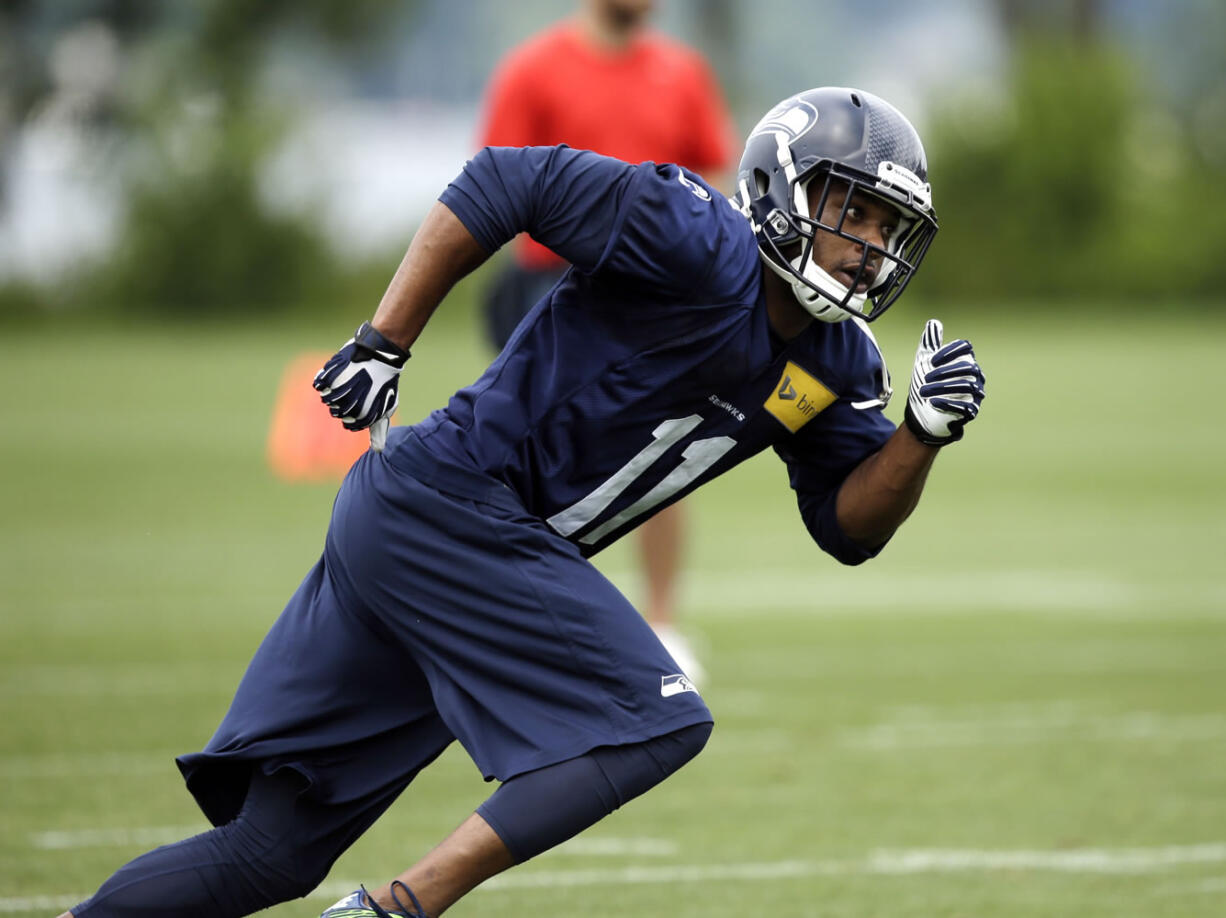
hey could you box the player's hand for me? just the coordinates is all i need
[904,318,985,447]
[313,321,410,436]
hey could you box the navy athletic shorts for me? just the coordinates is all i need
[178,429,712,825]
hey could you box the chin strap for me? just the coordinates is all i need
[770,247,859,324]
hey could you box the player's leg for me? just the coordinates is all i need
[343,722,712,917]
[480,261,524,352]
[337,811,510,917]
[476,721,712,863]
[327,437,714,915]
[67,530,455,918]
[66,764,413,918]
[638,501,705,683]
[639,501,684,627]
[481,262,567,353]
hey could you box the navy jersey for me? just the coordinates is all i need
[413,145,897,564]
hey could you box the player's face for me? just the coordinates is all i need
[808,180,902,293]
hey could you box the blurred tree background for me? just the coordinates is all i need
[1,0,1224,321]
[0,0,419,319]
[919,0,1226,303]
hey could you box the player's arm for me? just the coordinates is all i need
[313,147,640,441]
[781,320,984,562]
[309,203,488,447]
[371,203,490,351]
[836,319,986,548]
[358,144,637,351]
[833,424,938,547]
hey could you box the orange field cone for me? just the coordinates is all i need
[266,351,387,482]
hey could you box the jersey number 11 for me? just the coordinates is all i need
[547,415,735,545]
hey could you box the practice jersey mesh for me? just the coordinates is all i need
[414,146,896,563]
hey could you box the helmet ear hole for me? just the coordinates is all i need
[753,169,771,197]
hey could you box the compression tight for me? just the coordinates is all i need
[71,768,390,918]
[478,721,712,862]
[72,722,711,918]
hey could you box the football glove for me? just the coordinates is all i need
[904,318,985,447]
[313,322,410,451]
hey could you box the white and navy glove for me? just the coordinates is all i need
[313,321,410,452]
[904,319,986,447]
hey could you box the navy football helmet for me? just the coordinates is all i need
[735,87,938,323]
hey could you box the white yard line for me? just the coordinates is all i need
[839,712,1226,750]
[0,664,228,697]
[475,844,1226,890]
[1155,875,1226,896]
[601,567,1226,618]
[860,844,1226,874]
[31,825,209,850]
[481,859,827,889]
[10,842,1226,911]
[558,837,679,856]
[0,752,177,779]
[27,826,674,856]
[0,896,82,915]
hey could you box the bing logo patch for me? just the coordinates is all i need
[764,361,837,433]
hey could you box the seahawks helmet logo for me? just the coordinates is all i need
[749,100,819,142]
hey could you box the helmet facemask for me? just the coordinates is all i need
[757,162,938,324]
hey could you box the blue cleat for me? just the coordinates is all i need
[320,883,427,918]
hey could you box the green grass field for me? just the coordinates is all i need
[2,301,1224,917]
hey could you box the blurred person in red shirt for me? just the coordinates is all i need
[477,0,736,683]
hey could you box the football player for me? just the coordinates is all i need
[475,0,739,685]
[65,87,984,918]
